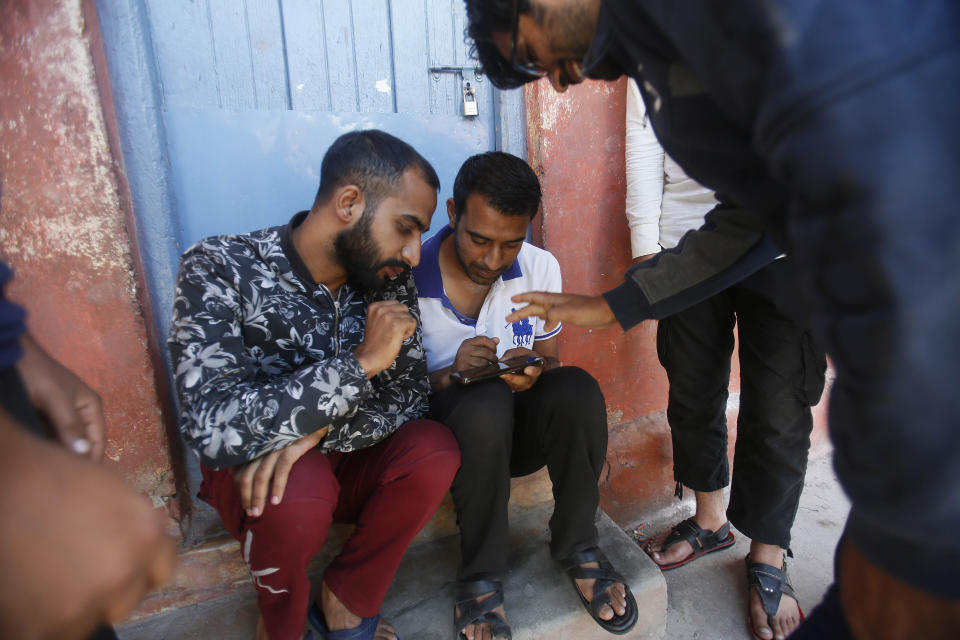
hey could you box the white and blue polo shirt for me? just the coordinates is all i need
[413,226,563,373]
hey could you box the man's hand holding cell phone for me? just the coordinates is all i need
[448,337,544,392]
[494,347,544,392]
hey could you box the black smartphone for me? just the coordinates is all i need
[450,355,545,385]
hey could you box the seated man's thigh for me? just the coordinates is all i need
[331,419,460,523]
[428,379,515,447]
[200,447,339,540]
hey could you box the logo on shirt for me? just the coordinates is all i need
[507,308,533,347]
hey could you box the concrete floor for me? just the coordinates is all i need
[644,452,850,640]
[119,451,849,640]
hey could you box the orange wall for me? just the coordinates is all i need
[0,1,177,513]
[524,78,679,522]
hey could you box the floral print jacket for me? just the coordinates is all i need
[169,212,430,470]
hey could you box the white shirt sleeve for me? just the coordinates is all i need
[624,78,665,258]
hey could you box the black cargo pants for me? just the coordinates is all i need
[656,258,826,548]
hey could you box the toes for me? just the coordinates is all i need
[749,594,774,639]
[651,541,692,565]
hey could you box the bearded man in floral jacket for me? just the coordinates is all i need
[169,130,460,640]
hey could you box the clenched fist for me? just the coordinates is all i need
[353,300,417,377]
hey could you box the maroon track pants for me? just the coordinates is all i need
[199,420,460,640]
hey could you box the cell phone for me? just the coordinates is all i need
[450,355,545,385]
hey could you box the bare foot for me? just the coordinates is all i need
[320,580,397,640]
[575,561,628,621]
[455,591,509,640]
[748,545,802,640]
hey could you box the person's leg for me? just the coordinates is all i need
[512,366,607,561]
[427,381,515,638]
[200,449,338,640]
[730,259,826,640]
[648,291,736,566]
[512,366,633,627]
[429,381,515,580]
[321,419,459,627]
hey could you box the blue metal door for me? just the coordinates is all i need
[97,0,526,347]
[95,0,525,537]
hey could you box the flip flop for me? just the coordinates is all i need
[308,602,399,640]
[642,517,735,571]
[746,555,804,640]
[561,547,639,635]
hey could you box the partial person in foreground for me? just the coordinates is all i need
[414,152,636,639]
[464,1,960,639]
[169,130,460,640]
[624,78,825,639]
[0,260,176,640]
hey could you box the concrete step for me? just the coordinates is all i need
[119,505,666,640]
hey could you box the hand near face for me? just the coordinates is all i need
[16,334,106,461]
[353,300,418,377]
[507,292,616,331]
[498,346,543,392]
[230,426,329,518]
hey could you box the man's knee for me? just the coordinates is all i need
[441,380,515,449]
[244,489,337,565]
[385,419,461,487]
[540,366,605,417]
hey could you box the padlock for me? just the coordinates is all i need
[463,82,479,117]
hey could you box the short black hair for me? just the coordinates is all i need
[314,129,440,212]
[464,0,540,90]
[453,152,541,220]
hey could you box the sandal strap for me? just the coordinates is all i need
[746,558,798,618]
[454,580,511,640]
[661,517,730,554]
[561,547,626,601]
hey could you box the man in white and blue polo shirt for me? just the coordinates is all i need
[413,152,638,639]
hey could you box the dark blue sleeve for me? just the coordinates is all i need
[603,203,781,329]
[0,261,26,369]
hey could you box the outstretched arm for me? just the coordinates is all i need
[506,292,616,331]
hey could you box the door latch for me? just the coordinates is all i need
[429,65,483,118]
[462,82,478,117]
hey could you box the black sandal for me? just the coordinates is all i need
[745,555,805,640]
[561,547,639,635]
[454,579,512,640]
[642,517,735,571]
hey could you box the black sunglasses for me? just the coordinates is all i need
[508,0,549,79]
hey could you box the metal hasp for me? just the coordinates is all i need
[429,64,483,118]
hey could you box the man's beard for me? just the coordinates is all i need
[334,214,408,292]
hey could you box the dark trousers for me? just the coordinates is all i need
[656,259,826,548]
[0,368,119,640]
[428,366,608,580]
[200,420,459,640]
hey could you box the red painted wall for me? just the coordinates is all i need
[524,78,678,523]
[0,1,176,510]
